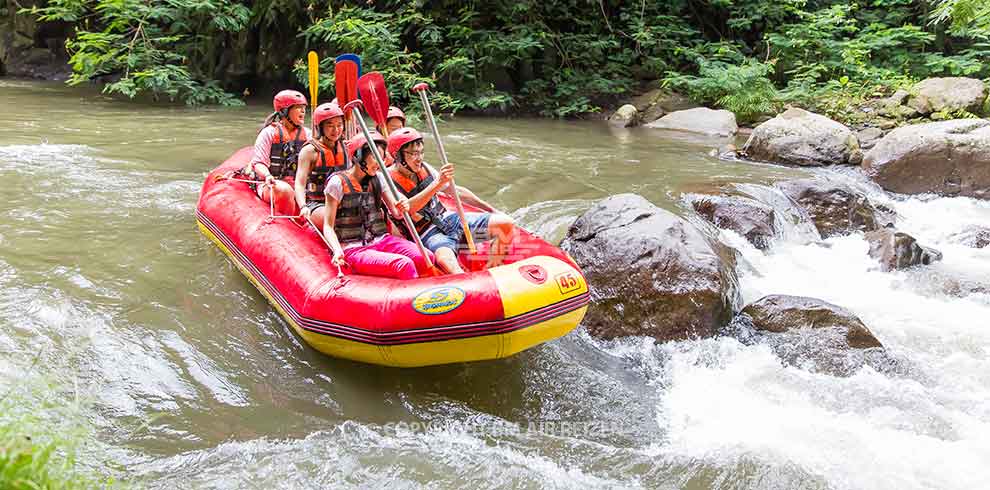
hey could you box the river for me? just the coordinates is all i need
[1,79,988,489]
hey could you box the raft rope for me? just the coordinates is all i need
[216,172,304,225]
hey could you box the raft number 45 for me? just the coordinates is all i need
[555,272,581,295]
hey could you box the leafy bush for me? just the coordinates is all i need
[665,56,779,124]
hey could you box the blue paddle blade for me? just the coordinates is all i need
[335,54,361,78]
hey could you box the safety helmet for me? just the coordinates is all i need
[386,127,423,159]
[347,132,388,169]
[273,90,307,114]
[313,103,345,137]
[386,106,406,123]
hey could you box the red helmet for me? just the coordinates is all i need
[273,90,307,113]
[313,103,344,137]
[387,106,406,123]
[387,127,423,158]
[346,131,387,161]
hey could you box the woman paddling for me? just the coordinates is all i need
[322,131,433,279]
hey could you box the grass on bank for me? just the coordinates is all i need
[0,372,123,490]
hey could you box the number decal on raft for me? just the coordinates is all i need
[412,286,467,315]
[555,272,581,295]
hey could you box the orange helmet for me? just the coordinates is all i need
[273,90,307,114]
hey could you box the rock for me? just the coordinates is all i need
[690,195,776,250]
[856,127,884,150]
[644,107,738,137]
[630,90,697,125]
[740,295,882,349]
[865,228,943,271]
[726,295,895,376]
[631,89,664,112]
[743,108,861,166]
[949,226,990,248]
[561,194,739,342]
[608,104,639,128]
[907,77,987,115]
[876,90,920,119]
[776,178,881,238]
[862,119,990,199]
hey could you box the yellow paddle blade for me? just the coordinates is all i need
[307,51,319,107]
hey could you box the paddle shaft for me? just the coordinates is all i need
[307,52,319,136]
[413,87,476,254]
[348,106,435,269]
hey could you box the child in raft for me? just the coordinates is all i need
[322,131,434,280]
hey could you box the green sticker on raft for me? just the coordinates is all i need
[412,286,466,315]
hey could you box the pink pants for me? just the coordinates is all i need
[342,234,434,280]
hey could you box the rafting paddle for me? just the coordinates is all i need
[334,54,359,138]
[307,51,319,135]
[412,83,476,254]
[343,99,435,270]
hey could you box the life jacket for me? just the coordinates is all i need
[268,122,307,179]
[302,138,347,202]
[335,174,388,245]
[390,167,453,236]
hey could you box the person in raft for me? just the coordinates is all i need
[387,128,516,274]
[375,106,406,166]
[322,131,433,280]
[295,102,348,228]
[245,89,311,215]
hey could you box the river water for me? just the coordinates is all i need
[1,79,988,489]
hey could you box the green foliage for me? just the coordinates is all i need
[0,371,124,489]
[665,55,779,123]
[23,0,990,120]
[27,0,248,105]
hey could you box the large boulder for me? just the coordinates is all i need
[644,107,738,137]
[608,104,639,128]
[862,119,990,199]
[743,108,862,166]
[776,178,882,238]
[740,295,882,349]
[726,295,892,376]
[690,195,776,250]
[907,77,987,115]
[561,194,739,342]
[865,228,943,272]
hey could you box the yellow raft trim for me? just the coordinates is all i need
[199,220,587,367]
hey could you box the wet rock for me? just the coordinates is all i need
[608,104,639,128]
[949,226,990,248]
[865,228,943,272]
[743,108,861,166]
[690,195,776,250]
[863,119,990,199]
[726,295,892,376]
[740,295,882,348]
[645,107,737,137]
[561,194,739,342]
[907,77,987,115]
[856,127,884,150]
[776,178,881,238]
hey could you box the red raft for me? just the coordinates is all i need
[196,148,590,367]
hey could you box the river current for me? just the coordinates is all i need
[1,80,988,489]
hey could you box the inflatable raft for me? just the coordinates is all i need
[196,148,589,367]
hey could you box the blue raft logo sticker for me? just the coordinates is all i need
[412,286,467,315]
